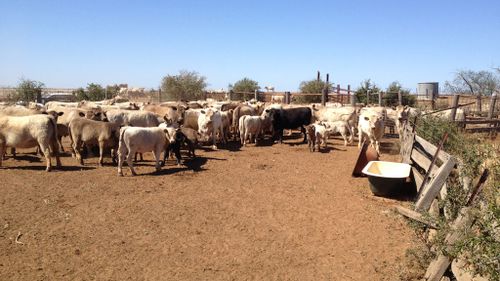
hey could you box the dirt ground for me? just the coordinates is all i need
[0,134,418,281]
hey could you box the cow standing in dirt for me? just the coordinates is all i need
[0,115,61,171]
[68,118,121,166]
[117,126,174,176]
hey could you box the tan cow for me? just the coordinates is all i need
[0,115,60,171]
[68,118,120,166]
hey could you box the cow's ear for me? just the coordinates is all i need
[200,110,206,114]
[364,116,369,121]
[78,112,85,117]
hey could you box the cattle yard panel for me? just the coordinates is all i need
[397,120,492,281]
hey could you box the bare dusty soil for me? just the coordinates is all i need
[0,135,417,281]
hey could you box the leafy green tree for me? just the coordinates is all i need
[73,87,87,101]
[383,81,415,106]
[86,83,106,101]
[295,79,332,103]
[355,79,380,105]
[161,70,207,101]
[15,79,44,103]
[106,84,121,99]
[230,77,260,93]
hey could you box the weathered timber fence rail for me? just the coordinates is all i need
[397,120,491,281]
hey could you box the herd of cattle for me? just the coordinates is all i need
[0,97,465,176]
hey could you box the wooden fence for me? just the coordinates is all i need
[396,121,490,281]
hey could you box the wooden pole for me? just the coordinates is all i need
[285,91,291,104]
[366,90,370,105]
[158,87,161,103]
[476,95,482,113]
[317,71,320,81]
[337,84,340,104]
[321,88,327,106]
[450,95,460,121]
[350,85,355,106]
[378,92,382,106]
[254,90,258,101]
[398,90,402,106]
[488,93,497,119]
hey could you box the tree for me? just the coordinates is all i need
[15,79,44,103]
[355,79,380,105]
[72,87,87,101]
[106,84,121,99]
[296,79,332,103]
[383,81,415,106]
[445,69,500,111]
[86,83,106,101]
[72,83,106,101]
[161,70,207,101]
[230,77,260,93]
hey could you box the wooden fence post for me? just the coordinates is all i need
[158,87,161,103]
[348,84,353,106]
[317,71,320,81]
[378,92,382,106]
[228,90,233,101]
[488,93,497,119]
[398,90,402,106]
[285,91,291,104]
[322,88,327,106]
[450,95,460,121]
[254,90,258,101]
[476,95,482,113]
[366,90,370,105]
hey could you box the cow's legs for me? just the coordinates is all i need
[98,141,105,166]
[58,136,65,152]
[50,137,61,168]
[126,150,137,176]
[358,126,363,149]
[211,131,217,150]
[73,140,84,165]
[39,141,52,172]
[301,126,307,143]
[0,143,5,166]
[117,145,126,176]
[153,148,162,172]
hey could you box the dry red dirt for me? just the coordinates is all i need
[0,135,417,280]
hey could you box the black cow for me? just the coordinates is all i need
[163,127,198,166]
[269,107,312,143]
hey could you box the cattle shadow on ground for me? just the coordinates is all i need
[1,165,95,172]
[152,155,214,174]
[318,146,346,153]
[6,155,42,163]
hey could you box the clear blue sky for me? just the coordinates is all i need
[1,0,499,92]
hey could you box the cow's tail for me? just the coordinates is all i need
[232,105,241,131]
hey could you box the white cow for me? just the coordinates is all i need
[358,109,385,155]
[239,115,264,146]
[311,105,358,133]
[320,120,354,146]
[198,108,225,150]
[105,109,160,127]
[0,115,61,171]
[117,126,173,176]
